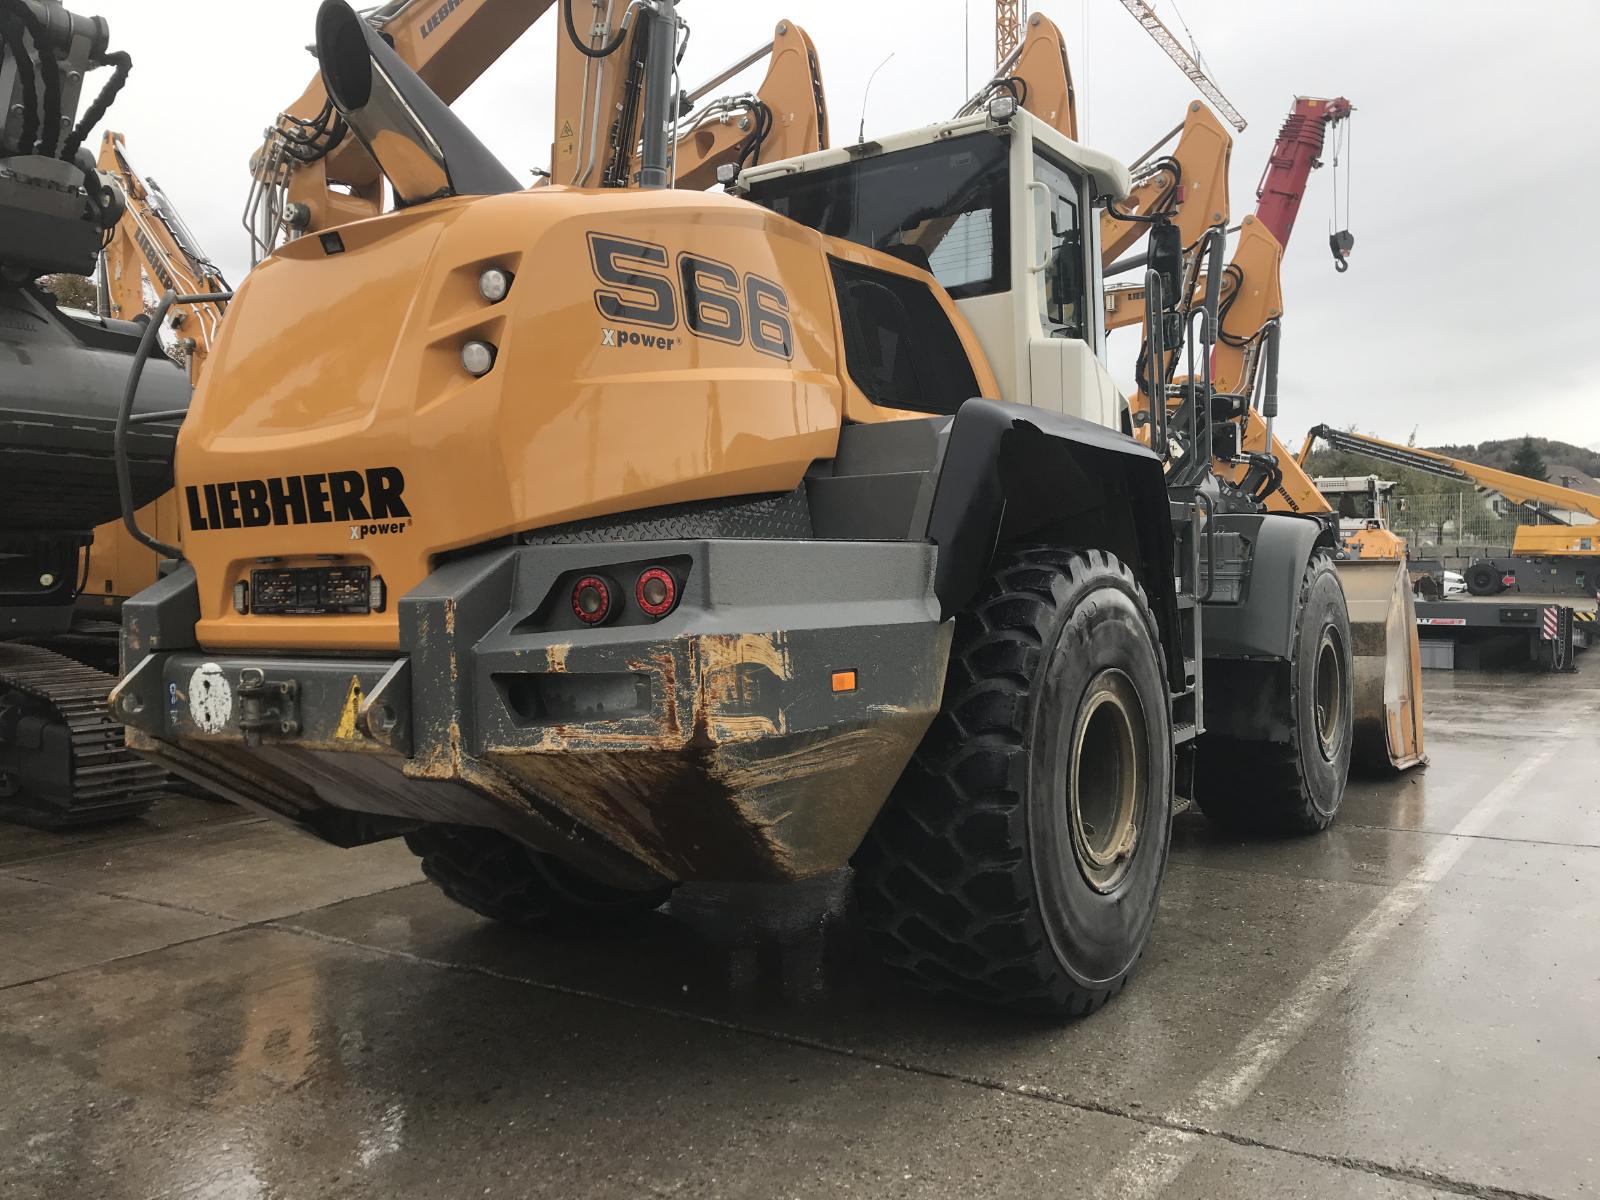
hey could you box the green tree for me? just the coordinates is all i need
[1508,435,1549,482]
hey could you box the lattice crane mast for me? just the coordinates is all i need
[1114,0,1246,132]
[996,1,1024,66]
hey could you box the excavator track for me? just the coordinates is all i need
[0,642,167,828]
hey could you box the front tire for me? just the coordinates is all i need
[405,824,671,930]
[1196,553,1353,833]
[855,548,1174,1018]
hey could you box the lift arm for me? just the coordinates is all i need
[1303,427,1600,525]
[96,132,229,378]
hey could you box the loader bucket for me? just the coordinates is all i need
[1335,559,1427,772]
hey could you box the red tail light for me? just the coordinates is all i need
[572,576,614,624]
[635,567,678,618]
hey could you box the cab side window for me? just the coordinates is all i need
[829,257,980,415]
[1033,152,1088,342]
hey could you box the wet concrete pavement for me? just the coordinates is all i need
[2,661,1597,1199]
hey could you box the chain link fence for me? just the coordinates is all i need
[1388,492,1521,557]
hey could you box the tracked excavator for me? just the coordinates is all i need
[1104,93,1423,773]
[112,0,1357,1016]
[0,0,188,825]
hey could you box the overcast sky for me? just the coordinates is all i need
[75,0,1600,449]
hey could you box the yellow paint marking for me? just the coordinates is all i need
[334,675,364,741]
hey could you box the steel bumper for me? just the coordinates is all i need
[114,540,950,883]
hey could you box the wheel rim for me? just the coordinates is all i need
[1313,627,1347,761]
[1068,669,1148,893]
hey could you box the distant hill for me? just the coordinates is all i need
[1427,438,1600,494]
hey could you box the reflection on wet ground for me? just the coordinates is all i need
[2,659,1598,1199]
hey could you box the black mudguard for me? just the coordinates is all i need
[1201,512,1327,660]
[925,398,1181,689]
[1199,511,1333,743]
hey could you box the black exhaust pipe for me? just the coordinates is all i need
[314,0,520,208]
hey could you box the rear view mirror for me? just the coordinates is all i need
[1149,221,1184,313]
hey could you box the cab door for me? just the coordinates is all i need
[1026,145,1125,431]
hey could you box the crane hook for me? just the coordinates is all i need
[1330,229,1354,273]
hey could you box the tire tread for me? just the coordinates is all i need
[855,548,1167,1016]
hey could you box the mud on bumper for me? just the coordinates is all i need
[113,541,949,885]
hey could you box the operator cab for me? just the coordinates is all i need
[740,101,1133,432]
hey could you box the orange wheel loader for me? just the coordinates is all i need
[112,1,1357,1015]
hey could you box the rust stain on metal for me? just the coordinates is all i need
[408,719,464,780]
[545,643,571,673]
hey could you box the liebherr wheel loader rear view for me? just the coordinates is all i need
[111,0,1356,1015]
[1,0,189,825]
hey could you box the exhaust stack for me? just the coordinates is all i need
[315,0,520,208]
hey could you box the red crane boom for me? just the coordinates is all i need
[1255,95,1353,269]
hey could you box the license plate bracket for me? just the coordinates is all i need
[251,565,371,615]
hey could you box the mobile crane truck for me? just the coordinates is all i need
[111,1,1354,1015]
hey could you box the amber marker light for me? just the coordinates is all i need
[831,670,858,693]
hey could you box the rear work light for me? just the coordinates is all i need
[479,268,513,303]
[635,567,678,618]
[461,340,497,377]
[572,576,615,625]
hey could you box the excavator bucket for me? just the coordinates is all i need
[1334,559,1426,772]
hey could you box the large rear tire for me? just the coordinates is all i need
[855,548,1174,1018]
[405,824,672,930]
[1196,553,1353,834]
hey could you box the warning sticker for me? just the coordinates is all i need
[188,663,233,733]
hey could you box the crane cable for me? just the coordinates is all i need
[1328,113,1353,272]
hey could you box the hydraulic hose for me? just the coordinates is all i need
[60,48,129,160]
[564,0,632,59]
[0,0,61,155]
[0,16,41,153]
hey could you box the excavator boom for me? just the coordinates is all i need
[97,132,229,377]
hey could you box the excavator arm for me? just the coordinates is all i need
[552,7,824,191]
[1101,101,1231,266]
[251,0,821,253]
[246,0,552,258]
[96,132,228,378]
[671,20,828,191]
[955,12,1076,139]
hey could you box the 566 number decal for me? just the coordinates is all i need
[588,233,794,360]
